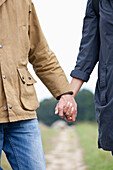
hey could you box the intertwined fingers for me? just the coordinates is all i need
[55,95,77,122]
[65,105,77,122]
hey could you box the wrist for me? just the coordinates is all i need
[70,78,84,97]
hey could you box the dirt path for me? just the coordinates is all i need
[45,126,87,170]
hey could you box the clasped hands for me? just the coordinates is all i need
[55,94,77,122]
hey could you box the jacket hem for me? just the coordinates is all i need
[9,114,38,123]
[98,140,113,151]
[0,119,9,123]
[0,114,38,123]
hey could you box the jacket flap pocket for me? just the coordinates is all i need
[17,67,37,85]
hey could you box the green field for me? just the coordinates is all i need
[76,122,113,170]
[1,122,58,170]
[38,123,59,153]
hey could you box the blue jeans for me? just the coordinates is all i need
[0,118,46,170]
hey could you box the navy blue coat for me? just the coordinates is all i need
[71,0,113,151]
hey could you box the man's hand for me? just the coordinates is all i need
[55,94,77,122]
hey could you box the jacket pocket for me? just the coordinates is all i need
[99,66,107,106]
[17,67,39,111]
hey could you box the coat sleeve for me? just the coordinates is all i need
[70,0,100,82]
[28,2,72,98]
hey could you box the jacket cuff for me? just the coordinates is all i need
[56,91,73,100]
[70,69,89,82]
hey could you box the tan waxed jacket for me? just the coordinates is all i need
[0,0,72,123]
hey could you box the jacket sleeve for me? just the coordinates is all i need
[28,2,72,98]
[70,0,99,82]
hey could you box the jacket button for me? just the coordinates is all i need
[9,106,12,109]
[28,77,31,80]
[4,106,7,110]
[3,75,6,79]
[22,76,24,79]
[0,45,2,48]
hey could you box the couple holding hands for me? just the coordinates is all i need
[1,0,113,169]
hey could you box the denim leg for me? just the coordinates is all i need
[3,118,46,170]
[0,124,4,169]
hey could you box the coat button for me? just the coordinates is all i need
[22,76,24,79]
[9,106,12,109]
[0,45,2,48]
[3,75,6,79]
[28,77,31,80]
[4,106,7,110]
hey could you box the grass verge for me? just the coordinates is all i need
[39,122,59,153]
[75,122,113,170]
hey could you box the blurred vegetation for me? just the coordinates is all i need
[76,122,113,170]
[36,89,96,126]
[39,123,59,153]
[76,89,96,121]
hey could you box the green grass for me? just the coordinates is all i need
[1,151,12,170]
[1,122,59,170]
[75,122,113,170]
[39,122,59,153]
